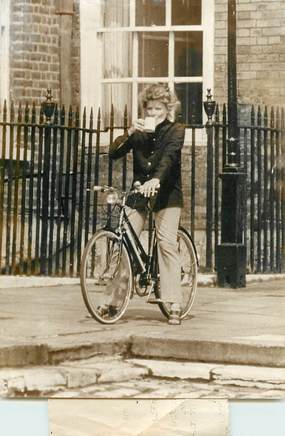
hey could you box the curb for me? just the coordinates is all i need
[129,336,285,368]
[0,276,80,289]
[1,273,285,289]
[1,333,285,370]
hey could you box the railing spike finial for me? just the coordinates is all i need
[76,106,80,125]
[83,107,86,126]
[215,103,219,116]
[31,101,36,123]
[124,104,128,130]
[264,105,268,125]
[17,102,23,122]
[3,100,7,121]
[24,101,29,122]
[54,102,58,119]
[89,107,93,129]
[68,105,73,128]
[110,103,115,129]
[10,100,15,122]
[270,106,275,128]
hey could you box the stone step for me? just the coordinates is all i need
[1,354,285,398]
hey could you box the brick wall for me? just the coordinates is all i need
[215,0,285,107]
[9,0,80,108]
[9,0,60,106]
[71,0,80,108]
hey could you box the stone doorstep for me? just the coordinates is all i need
[211,364,285,390]
[1,355,285,398]
[126,359,285,387]
[126,358,214,381]
[212,364,285,383]
[0,356,149,397]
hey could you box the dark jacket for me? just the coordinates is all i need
[109,119,185,212]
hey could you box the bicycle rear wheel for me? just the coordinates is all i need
[80,229,133,324]
[155,227,198,320]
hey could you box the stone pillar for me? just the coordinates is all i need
[56,0,74,107]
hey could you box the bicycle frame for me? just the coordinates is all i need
[105,201,156,278]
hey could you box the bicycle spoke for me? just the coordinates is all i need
[80,230,133,324]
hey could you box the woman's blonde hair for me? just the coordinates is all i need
[139,83,180,121]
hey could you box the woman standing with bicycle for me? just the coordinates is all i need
[109,83,185,325]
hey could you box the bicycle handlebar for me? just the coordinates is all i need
[92,181,156,195]
[89,182,159,206]
[91,185,139,195]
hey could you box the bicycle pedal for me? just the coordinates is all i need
[147,297,163,304]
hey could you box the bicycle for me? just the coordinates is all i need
[80,183,198,324]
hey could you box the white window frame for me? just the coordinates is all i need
[0,0,10,109]
[80,0,215,143]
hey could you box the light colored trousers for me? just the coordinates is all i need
[126,206,182,304]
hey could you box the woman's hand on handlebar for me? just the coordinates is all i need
[128,119,145,136]
[140,178,160,197]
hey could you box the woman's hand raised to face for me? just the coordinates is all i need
[140,178,160,197]
[128,119,145,136]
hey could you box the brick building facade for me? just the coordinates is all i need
[0,0,80,108]
[1,0,284,110]
[215,0,285,107]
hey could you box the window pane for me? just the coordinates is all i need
[175,32,202,77]
[102,83,132,126]
[103,0,130,27]
[103,33,132,78]
[136,0,166,26]
[172,0,202,25]
[138,32,168,77]
[175,83,203,124]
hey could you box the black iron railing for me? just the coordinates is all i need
[210,104,285,273]
[0,97,284,277]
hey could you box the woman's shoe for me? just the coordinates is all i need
[168,303,181,325]
[97,304,118,318]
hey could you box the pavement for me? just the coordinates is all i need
[0,274,284,397]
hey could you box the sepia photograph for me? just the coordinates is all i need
[0,0,284,401]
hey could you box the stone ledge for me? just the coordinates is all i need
[212,365,285,387]
[126,359,215,381]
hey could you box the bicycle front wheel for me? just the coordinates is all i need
[155,227,198,320]
[80,230,133,324]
